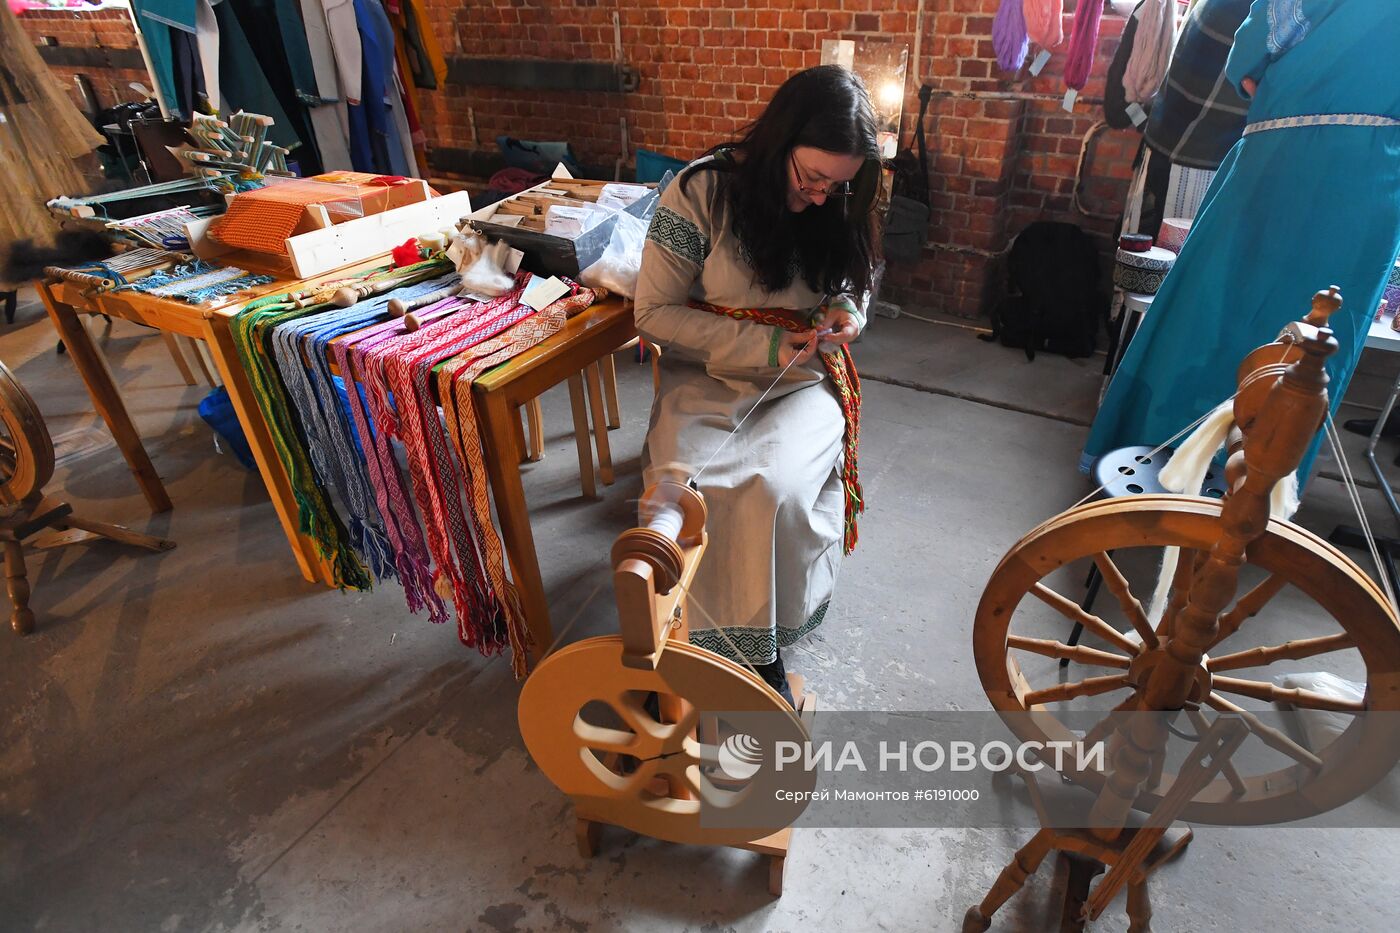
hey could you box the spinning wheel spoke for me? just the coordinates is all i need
[1030,583,1141,656]
[1208,633,1356,673]
[1091,552,1160,650]
[1212,675,1365,713]
[1207,692,1325,771]
[1022,673,1132,708]
[575,723,643,756]
[1212,573,1290,648]
[1158,548,1199,639]
[1006,635,1132,669]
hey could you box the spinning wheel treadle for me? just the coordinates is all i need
[966,287,1400,930]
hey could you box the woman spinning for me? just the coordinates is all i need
[635,65,880,705]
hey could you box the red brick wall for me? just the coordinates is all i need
[424,0,1140,320]
[17,8,150,113]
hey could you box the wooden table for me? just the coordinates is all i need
[468,296,635,659]
[42,261,635,656]
[35,258,392,587]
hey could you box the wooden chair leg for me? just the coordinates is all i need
[5,540,35,635]
[512,404,528,464]
[161,332,198,386]
[576,817,601,858]
[650,343,662,394]
[601,352,621,429]
[524,397,544,462]
[584,363,614,486]
[566,373,597,499]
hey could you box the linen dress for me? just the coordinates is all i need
[1083,0,1400,481]
[634,158,865,666]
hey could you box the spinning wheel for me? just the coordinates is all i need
[0,360,55,505]
[976,496,1400,825]
[0,358,173,635]
[966,288,1400,930]
[519,481,816,894]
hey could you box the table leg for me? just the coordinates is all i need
[477,389,553,661]
[201,315,334,586]
[567,373,597,499]
[585,362,615,486]
[37,282,172,513]
[161,332,197,386]
[601,351,621,429]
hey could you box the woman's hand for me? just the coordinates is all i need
[776,329,820,368]
[818,306,860,347]
[1241,77,1258,98]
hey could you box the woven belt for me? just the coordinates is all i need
[1244,113,1400,136]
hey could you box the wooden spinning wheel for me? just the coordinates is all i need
[519,481,816,894]
[0,360,55,505]
[966,289,1400,931]
[0,358,174,635]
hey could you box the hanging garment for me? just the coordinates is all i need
[1122,0,1180,104]
[168,27,206,118]
[1143,0,1253,169]
[634,157,866,667]
[226,0,321,173]
[297,0,354,169]
[390,0,445,91]
[1085,0,1400,486]
[320,0,363,104]
[353,0,412,176]
[195,0,220,110]
[1161,163,1216,219]
[127,0,183,117]
[210,0,304,155]
[386,64,418,177]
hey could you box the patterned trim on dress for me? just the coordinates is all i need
[689,601,830,665]
[767,326,783,367]
[647,206,710,266]
[1266,0,1310,56]
[1243,113,1400,136]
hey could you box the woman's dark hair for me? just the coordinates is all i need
[684,65,881,299]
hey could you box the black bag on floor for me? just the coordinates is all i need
[982,221,1105,361]
[884,86,932,261]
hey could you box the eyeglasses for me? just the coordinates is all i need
[790,151,853,200]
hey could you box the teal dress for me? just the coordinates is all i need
[1084,0,1400,482]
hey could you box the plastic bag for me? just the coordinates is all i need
[579,209,647,299]
[1273,671,1365,751]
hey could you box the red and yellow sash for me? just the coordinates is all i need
[689,301,864,553]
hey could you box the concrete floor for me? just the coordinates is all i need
[2,294,1399,932]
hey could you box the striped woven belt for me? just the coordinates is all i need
[1244,113,1400,136]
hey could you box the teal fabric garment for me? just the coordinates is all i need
[1084,0,1400,485]
[270,0,322,102]
[210,0,304,155]
[128,0,182,118]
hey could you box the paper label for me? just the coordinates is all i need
[1029,49,1051,76]
[502,247,525,276]
[1062,88,1078,112]
[1126,102,1148,126]
[521,275,570,311]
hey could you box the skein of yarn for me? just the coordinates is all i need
[994,0,1031,71]
[1023,0,1064,49]
[1122,0,1180,103]
[1063,0,1106,90]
